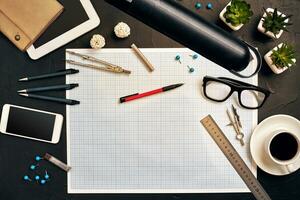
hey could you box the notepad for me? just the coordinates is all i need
[0,0,63,51]
[66,48,257,193]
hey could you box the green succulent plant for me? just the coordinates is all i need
[262,8,292,36]
[271,43,296,69]
[223,0,253,26]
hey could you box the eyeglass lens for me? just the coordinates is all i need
[206,81,231,101]
[205,80,266,108]
[240,89,266,108]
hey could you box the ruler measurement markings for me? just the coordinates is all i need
[201,115,271,200]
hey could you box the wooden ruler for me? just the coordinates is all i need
[201,115,271,200]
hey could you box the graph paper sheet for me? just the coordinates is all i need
[66,48,257,193]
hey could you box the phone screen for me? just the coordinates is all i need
[6,107,56,141]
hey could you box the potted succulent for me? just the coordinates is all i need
[219,0,253,31]
[257,8,292,39]
[264,43,296,74]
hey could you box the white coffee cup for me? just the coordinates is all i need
[265,130,300,173]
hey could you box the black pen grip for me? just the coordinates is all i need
[120,93,139,103]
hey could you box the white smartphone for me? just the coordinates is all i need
[0,104,63,144]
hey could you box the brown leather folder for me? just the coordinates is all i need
[0,0,63,51]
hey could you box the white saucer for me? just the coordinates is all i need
[250,115,300,176]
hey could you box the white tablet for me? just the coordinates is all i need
[27,0,100,60]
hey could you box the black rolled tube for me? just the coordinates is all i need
[106,0,252,73]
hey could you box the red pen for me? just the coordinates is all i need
[120,83,184,103]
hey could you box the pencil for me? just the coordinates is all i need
[18,84,79,93]
[18,68,79,82]
[131,43,155,72]
[19,93,80,105]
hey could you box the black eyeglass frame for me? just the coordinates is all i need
[202,76,271,109]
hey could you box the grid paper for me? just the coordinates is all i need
[66,48,257,193]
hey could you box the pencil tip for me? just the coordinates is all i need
[18,78,28,82]
[17,90,26,93]
[19,93,28,97]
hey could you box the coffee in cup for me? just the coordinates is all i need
[270,132,299,161]
[266,130,300,173]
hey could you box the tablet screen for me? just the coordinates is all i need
[34,0,89,48]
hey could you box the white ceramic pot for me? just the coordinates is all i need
[257,8,289,39]
[264,43,296,74]
[219,2,244,31]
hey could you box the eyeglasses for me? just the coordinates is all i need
[202,76,271,109]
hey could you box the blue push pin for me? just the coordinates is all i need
[30,164,38,170]
[35,155,42,162]
[35,175,40,181]
[40,179,46,185]
[23,175,31,182]
[190,54,199,60]
[175,55,182,64]
[44,171,50,180]
[195,2,202,9]
[207,3,213,10]
[187,65,195,73]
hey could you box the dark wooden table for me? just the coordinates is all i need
[0,0,299,199]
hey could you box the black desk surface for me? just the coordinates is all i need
[0,0,299,199]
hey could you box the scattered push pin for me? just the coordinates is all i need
[187,65,195,73]
[30,164,38,171]
[175,55,182,64]
[195,2,202,9]
[40,179,46,185]
[35,175,40,181]
[44,171,50,180]
[23,175,32,182]
[189,54,199,60]
[207,3,213,10]
[35,155,42,162]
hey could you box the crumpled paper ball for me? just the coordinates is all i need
[114,22,131,38]
[90,34,105,49]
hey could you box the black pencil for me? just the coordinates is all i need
[18,84,79,93]
[19,93,80,105]
[18,69,79,82]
